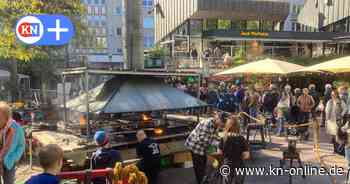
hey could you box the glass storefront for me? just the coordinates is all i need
[202,19,279,32]
[168,19,346,60]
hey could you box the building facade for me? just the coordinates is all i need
[143,0,155,49]
[298,0,350,55]
[284,0,305,31]
[154,0,349,71]
[69,0,155,67]
[298,0,350,32]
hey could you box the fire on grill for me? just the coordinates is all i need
[36,75,208,170]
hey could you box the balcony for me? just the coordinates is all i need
[143,56,230,74]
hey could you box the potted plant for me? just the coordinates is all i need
[145,45,169,68]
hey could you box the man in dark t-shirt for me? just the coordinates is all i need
[136,130,161,184]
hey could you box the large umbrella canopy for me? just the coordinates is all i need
[295,56,350,73]
[215,58,305,76]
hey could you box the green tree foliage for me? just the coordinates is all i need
[217,19,231,30]
[148,45,169,58]
[0,0,85,102]
[0,0,85,61]
[233,47,246,64]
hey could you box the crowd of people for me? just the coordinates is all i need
[184,80,350,184]
[189,45,234,69]
[1,79,350,184]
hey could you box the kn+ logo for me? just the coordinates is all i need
[16,16,44,44]
[15,15,74,46]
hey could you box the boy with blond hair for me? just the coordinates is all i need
[25,144,64,184]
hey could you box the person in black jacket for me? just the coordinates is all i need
[92,131,122,184]
[262,84,279,123]
[136,130,161,184]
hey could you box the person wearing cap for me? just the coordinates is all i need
[185,112,227,184]
[91,130,122,184]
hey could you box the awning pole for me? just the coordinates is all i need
[85,64,90,139]
[62,75,67,126]
[197,74,201,99]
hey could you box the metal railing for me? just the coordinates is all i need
[143,56,230,73]
[56,56,230,73]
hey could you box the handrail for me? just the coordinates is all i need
[58,168,113,182]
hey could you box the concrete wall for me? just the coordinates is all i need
[155,0,290,43]
[298,0,350,29]
[155,0,198,42]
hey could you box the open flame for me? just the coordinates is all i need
[154,128,164,135]
[142,114,152,122]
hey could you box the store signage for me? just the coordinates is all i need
[240,31,269,37]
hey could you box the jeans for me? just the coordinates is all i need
[249,107,258,118]
[276,117,286,135]
[345,147,350,168]
[0,166,15,184]
[298,112,310,134]
[191,152,207,184]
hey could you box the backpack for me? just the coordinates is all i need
[263,92,275,108]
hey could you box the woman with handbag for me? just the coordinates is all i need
[325,90,347,153]
[217,117,250,184]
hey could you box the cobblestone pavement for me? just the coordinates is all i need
[159,127,348,184]
[15,127,348,184]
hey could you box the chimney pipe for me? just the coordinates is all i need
[122,0,144,71]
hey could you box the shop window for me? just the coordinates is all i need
[116,6,122,15]
[217,19,231,30]
[291,23,296,32]
[87,6,92,14]
[144,35,155,48]
[246,21,259,30]
[260,21,273,31]
[94,6,99,15]
[204,19,217,31]
[325,0,333,6]
[190,20,202,35]
[143,17,154,29]
[143,0,153,8]
[116,28,122,36]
